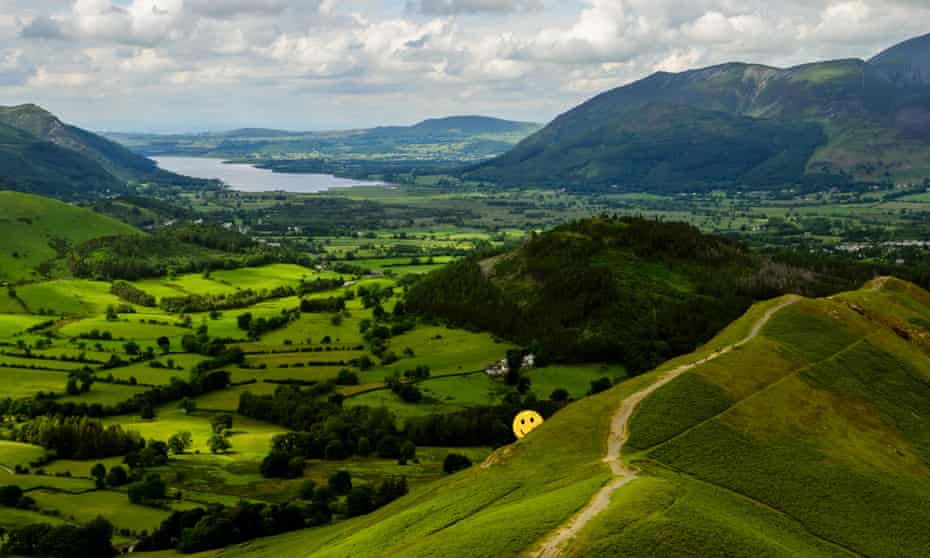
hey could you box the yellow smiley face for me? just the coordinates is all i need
[513,410,544,439]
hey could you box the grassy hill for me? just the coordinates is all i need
[404,216,853,373]
[0,191,138,282]
[468,34,930,190]
[175,277,930,558]
[0,104,216,199]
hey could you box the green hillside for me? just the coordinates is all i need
[0,104,216,199]
[0,121,123,198]
[468,34,930,190]
[405,216,853,372]
[0,191,138,282]
[182,277,930,558]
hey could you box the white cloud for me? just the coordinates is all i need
[1,0,928,131]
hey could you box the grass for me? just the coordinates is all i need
[0,191,137,282]
[528,363,627,401]
[0,313,49,337]
[58,381,148,405]
[0,441,48,468]
[0,366,68,398]
[29,489,196,533]
[17,280,128,316]
[0,507,70,530]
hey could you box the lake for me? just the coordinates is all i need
[154,156,385,193]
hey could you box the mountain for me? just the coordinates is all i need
[0,191,139,282]
[202,277,930,558]
[404,216,858,373]
[468,34,930,191]
[0,121,124,198]
[0,104,216,198]
[105,116,542,175]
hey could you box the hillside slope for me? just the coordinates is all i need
[468,34,930,190]
[197,277,930,558]
[0,104,215,198]
[404,217,853,372]
[0,191,139,282]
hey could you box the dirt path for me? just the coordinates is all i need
[530,295,801,558]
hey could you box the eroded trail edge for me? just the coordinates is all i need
[531,295,801,558]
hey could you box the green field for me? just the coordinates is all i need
[0,191,138,282]
[0,441,47,468]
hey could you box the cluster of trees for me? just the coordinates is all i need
[405,216,841,373]
[1,517,116,558]
[14,416,143,459]
[0,484,36,510]
[236,308,300,339]
[162,285,295,314]
[240,387,417,472]
[0,369,230,420]
[110,281,156,307]
[300,297,346,313]
[136,472,407,554]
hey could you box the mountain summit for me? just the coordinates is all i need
[467,34,930,192]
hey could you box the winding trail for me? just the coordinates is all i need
[530,295,801,558]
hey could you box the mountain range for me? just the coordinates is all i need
[0,104,214,199]
[468,33,930,192]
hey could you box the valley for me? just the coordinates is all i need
[0,17,930,558]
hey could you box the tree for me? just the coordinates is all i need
[237,313,253,331]
[550,388,570,402]
[505,349,523,385]
[106,466,128,487]
[208,433,231,454]
[128,473,166,504]
[211,414,233,434]
[179,397,197,415]
[140,401,155,419]
[123,341,140,356]
[66,378,80,396]
[398,441,416,466]
[299,480,317,500]
[327,471,352,495]
[356,437,371,457]
[105,305,118,321]
[157,336,171,354]
[588,377,612,395]
[345,486,375,518]
[91,463,107,488]
[168,431,193,454]
[335,369,359,386]
[443,453,473,474]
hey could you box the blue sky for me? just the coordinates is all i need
[0,0,927,133]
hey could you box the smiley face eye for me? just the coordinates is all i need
[521,419,526,425]
[530,418,534,423]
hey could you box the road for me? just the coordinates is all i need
[530,295,801,558]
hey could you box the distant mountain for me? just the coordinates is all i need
[0,104,216,199]
[468,34,930,191]
[105,116,542,172]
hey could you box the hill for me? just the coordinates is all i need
[0,191,139,282]
[186,277,930,558]
[0,121,124,198]
[0,104,216,198]
[105,115,541,180]
[468,34,930,191]
[404,217,854,373]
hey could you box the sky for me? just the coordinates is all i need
[0,0,927,133]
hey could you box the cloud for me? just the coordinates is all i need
[407,0,542,16]
[19,16,68,39]
[2,0,929,132]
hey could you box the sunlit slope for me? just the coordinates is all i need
[0,191,139,281]
[564,278,930,558]
[175,298,821,558]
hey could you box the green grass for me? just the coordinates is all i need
[0,441,48,468]
[17,280,128,316]
[528,363,627,401]
[0,366,68,398]
[0,313,48,337]
[60,317,189,342]
[0,507,70,530]
[57,381,148,406]
[29,489,195,533]
[0,191,137,282]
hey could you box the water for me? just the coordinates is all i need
[154,156,384,193]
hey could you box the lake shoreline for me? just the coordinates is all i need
[154,156,387,194]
